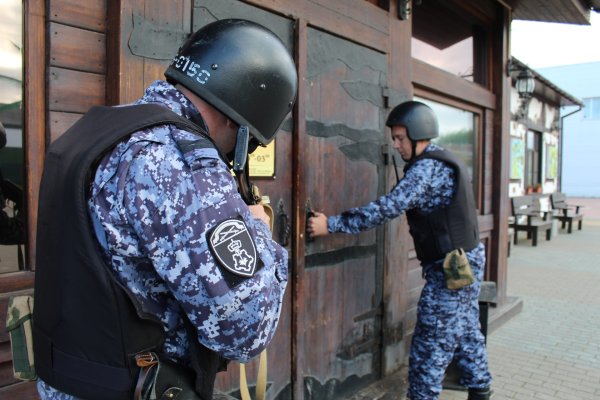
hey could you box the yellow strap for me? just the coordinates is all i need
[240,184,269,400]
[239,362,251,400]
[256,350,267,400]
[239,350,267,400]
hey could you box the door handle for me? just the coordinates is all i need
[305,199,315,243]
[276,199,290,247]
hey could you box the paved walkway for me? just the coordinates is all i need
[442,197,600,399]
[350,197,600,400]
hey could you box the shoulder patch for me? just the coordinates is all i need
[209,217,258,279]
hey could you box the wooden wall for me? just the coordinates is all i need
[48,0,107,142]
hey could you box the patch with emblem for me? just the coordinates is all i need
[209,217,258,279]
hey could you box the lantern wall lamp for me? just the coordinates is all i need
[507,60,536,119]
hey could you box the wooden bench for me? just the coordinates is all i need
[550,192,584,233]
[510,195,553,246]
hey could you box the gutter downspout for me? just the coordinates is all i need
[558,105,583,191]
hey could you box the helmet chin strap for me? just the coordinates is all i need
[409,140,418,162]
[232,126,260,205]
[232,125,250,173]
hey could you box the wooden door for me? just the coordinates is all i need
[97,0,394,398]
[190,2,296,399]
[300,27,389,399]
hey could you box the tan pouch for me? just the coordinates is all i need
[5,295,37,380]
[442,248,475,290]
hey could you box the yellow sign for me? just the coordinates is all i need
[249,140,275,178]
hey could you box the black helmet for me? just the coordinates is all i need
[165,19,298,145]
[386,101,438,141]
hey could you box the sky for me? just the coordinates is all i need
[510,11,600,69]
[0,0,22,104]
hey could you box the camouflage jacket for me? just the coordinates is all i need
[38,80,288,399]
[328,143,484,269]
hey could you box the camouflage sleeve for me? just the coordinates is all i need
[123,142,288,362]
[328,159,455,234]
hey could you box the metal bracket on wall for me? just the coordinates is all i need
[398,0,411,20]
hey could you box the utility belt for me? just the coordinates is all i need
[134,352,203,400]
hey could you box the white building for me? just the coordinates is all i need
[537,62,600,197]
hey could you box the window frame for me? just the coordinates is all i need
[410,0,491,88]
[0,0,45,289]
[525,129,542,189]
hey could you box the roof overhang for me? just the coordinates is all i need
[505,0,600,25]
[509,57,583,107]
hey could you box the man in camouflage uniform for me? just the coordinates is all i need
[34,19,297,400]
[307,101,492,400]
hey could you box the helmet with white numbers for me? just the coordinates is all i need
[165,19,298,145]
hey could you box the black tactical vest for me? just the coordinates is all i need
[404,149,480,263]
[33,104,226,400]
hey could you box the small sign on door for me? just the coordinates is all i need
[249,140,275,178]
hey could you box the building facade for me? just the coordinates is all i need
[507,58,582,198]
[1,1,598,399]
[538,61,600,197]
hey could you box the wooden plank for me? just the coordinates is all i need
[245,0,389,53]
[0,342,12,363]
[143,61,171,91]
[49,22,106,73]
[109,0,190,105]
[478,213,495,232]
[48,67,105,113]
[309,0,389,34]
[1,0,44,392]
[292,18,308,400]
[0,363,19,388]
[406,258,424,289]
[483,109,494,215]
[107,0,145,104]
[412,58,496,110]
[0,272,35,296]
[22,0,46,271]
[382,1,413,374]
[49,0,106,32]
[106,0,123,105]
[49,111,83,142]
[0,380,40,399]
[489,7,511,304]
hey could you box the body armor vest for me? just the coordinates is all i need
[33,104,225,400]
[405,150,479,263]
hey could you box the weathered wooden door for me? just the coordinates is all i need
[191,2,297,399]
[116,1,391,399]
[300,27,389,399]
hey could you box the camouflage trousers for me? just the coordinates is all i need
[407,254,492,400]
[37,380,78,400]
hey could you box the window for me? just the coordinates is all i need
[0,0,25,273]
[411,0,488,85]
[416,97,476,179]
[582,97,600,120]
[525,130,541,189]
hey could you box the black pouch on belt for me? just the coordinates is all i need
[135,352,202,400]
